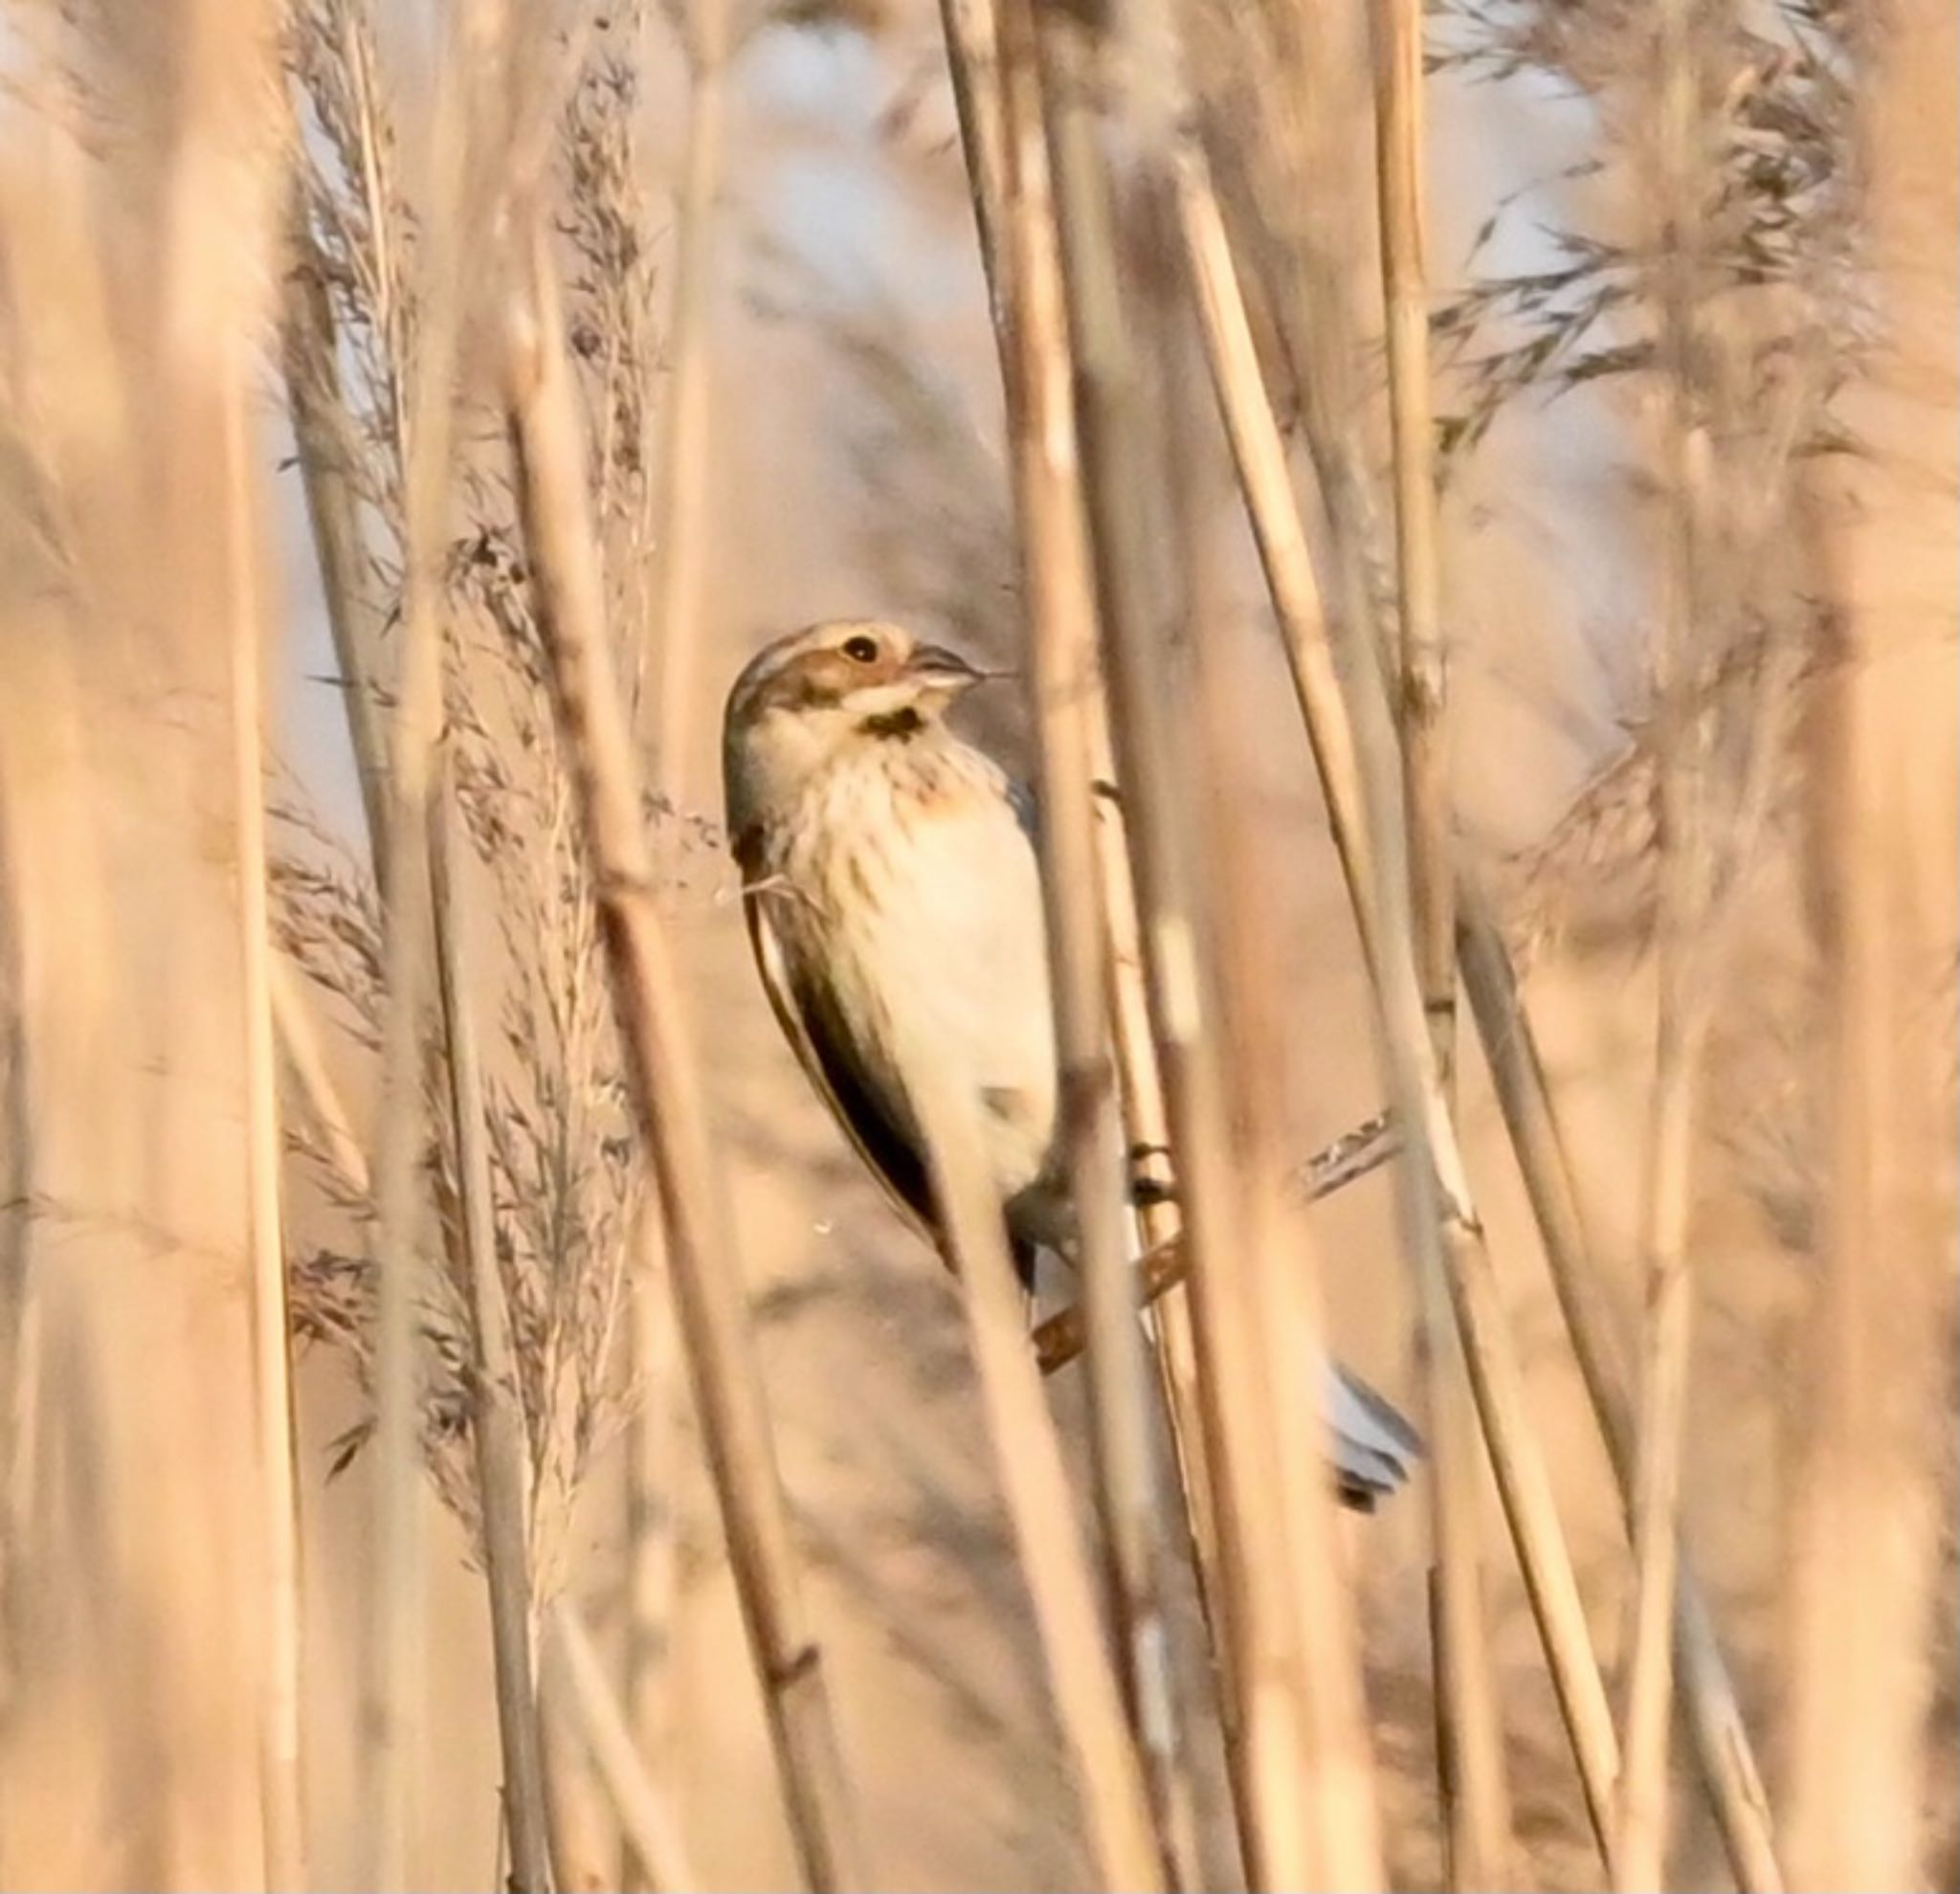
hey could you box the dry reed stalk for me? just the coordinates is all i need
[978,0,1197,1870]
[903,1030,1169,1891]
[153,0,305,1877]
[1086,761,1230,1776]
[1177,155,1625,1865]
[1368,0,1516,1878]
[227,389,308,1893]
[1458,895,1787,1893]
[548,1600,699,1891]
[937,0,1213,1564]
[0,3,285,1872]
[359,6,504,1871]
[502,224,865,1891]
[1786,4,1957,1878]
[629,0,729,1832]
[1171,282,1392,1894]
[644,0,729,792]
[430,785,554,1893]
[936,0,1013,333]
[623,1200,679,1883]
[0,814,29,1715]
[1091,783,1225,1642]
[1039,31,1386,1876]
[1789,590,1949,1885]
[280,230,391,870]
[1068,135,1225,1815]
[362,432,439,1894]
[1615,5,1716,1880]
[541,1661,627,1893]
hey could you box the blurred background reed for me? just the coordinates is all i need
[0,0,1951,1887]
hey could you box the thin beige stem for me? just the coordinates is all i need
[1169,277,1390,1894]
[644,0,729,791]
[362,491,439,1894]
[540,1662,626,1893]
[987,0,1193,1873]
[1178,154,1622,1867]
[548,1600,699,1892]
[1369,0,1516,1877]
[502,226,864,1891]
[1458,894,1786,1893]
[943,0,1228,1819]
[1049,49,1385,1872]
[0,816,33,1715]
[631,5,727,1811]
[907,1045,1168,1892]
[1371,0,1451,1073]
[430,785,554,1894]
[1786,8,1957,1872]
[935,0,1013,337]
[358,0,489,1857]
[623,1202,679,1888]
[1094,783,1225,1653]
[1616,4,1714,1873]
[226,361,306,1894]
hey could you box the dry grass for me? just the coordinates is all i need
[0,0,1949,1886]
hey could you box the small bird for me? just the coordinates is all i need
[724,617,1418,1506]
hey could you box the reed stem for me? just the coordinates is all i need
[431,784,555,1894]
[504,226,864,1891]
[1178,151,1622,1867]
[1369,0,1517,1876]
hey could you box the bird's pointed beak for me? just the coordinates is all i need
[905,643,988,696]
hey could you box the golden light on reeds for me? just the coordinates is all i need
[0,0,1949,1887]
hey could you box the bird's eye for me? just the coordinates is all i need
[841,635,880,664]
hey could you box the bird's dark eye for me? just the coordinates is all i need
[841,635,880,664]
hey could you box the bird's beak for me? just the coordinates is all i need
[905,643,988,696]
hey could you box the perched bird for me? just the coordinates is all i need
[723,617,1419,1506]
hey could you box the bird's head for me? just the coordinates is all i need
[723,618,988,829]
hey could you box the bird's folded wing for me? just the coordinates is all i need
[745,891,939,1243]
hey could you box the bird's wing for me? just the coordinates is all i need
[743,888,938,1241]
[1005,775,1039,844]
[1321,1360,1424,1510]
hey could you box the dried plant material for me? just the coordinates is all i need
[1183,150,1624,1867]
[1370,0,1519,1874]
[1784,0,1959,1882]
[504,220,865,1890]
[0,2,290,1881]
[547,1600,701,1892]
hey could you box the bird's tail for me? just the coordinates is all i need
[1322,1362,1423,1510]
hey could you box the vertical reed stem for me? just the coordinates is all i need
[430,785,555,1894]
[1617,4,1713,1878]
[1178,157,1623,1867]
[906,1045,1169,1892]
[1370,0,1517,1878]
[645,0,729,788]
[227,366,307,1894]
[1788,6,1957,1876]
[1458,894,1786,1892]
[548,1601,700,1892]
[358,7,511,1874]
[986,0,1195,1872]
[1043,38,1385,1873]
[504,227,864,1892]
